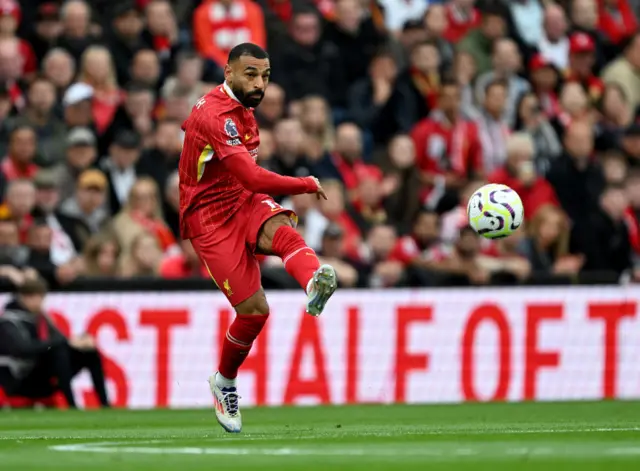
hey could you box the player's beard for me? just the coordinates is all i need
[234,85,264,108]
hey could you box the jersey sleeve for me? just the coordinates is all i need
[201,110,248,161]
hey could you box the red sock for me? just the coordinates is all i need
[218,314,268,379]
[272,225,320,291]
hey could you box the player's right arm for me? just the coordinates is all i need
[202,110,322,197]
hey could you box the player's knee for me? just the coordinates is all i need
[235,290,270,316]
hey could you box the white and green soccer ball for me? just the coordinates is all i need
[467,183,524,239]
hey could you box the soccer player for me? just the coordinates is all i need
[179,43,337,433]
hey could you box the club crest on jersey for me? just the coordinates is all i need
[224,118,239,138]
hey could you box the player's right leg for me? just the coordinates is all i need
[191,231,267,434]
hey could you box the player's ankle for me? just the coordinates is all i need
[216,371,237,389]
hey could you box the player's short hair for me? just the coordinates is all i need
[228,43,269,64]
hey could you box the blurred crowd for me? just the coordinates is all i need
[1,0,640,289]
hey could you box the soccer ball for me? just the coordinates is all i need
[467,184,524,239]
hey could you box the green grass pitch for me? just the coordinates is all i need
[2,401,640,470]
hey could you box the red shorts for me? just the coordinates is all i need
[190,193,296,306]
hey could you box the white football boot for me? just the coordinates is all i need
[208,374,242,433]
[305,264,337,317]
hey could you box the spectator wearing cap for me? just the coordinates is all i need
[54,0,96,63]
[488,132,559,220]
[565,32,605,104]
[410,79,483,211]
[10,76,67,166]
[443,0,481,44]
[475,38,531,127]
[42,49,76,100]
[602,32,640,110]
[0,276,110,408]
[598,0,638,48]
[32,169,89,266]
[59,169,109,234]
[1,125,39,181]
[0,0,37,78]
[621,123,640,167]
[107,2,144,87]
[63,82,94,129]
[193,0,266,69]
[23,2,62,63]
[77,46,123,135]
[0,37,26,110]
[568,0,606,71]
[100,130,143,214]
[538,3,569,70]
[528,54,562,118]
[52,127,98,201]
[458,3,508,76]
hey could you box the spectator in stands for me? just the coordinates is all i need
[390,19,427,71]
[411,79,482,211]
[566,32,604,103]
[0,83,12,158]
[596,83,636,151]
[142,0,182,79]
[1,125,39,181]
[318,122,368,197]
[514,91,562,175]
[428,225,490,285]
[0,218,29,273]
[523,204,584,275]
[299,95,335,158]
[351,165,390,234]
[0,37,25,110]
[506,0,544,49]
[568,0,606,71]
[271,6,344,105]
[598,0,638,49]
[62,82,94,129]
[268,118,313,179]
[548,121,605,248]
[538,3,570,70]
[108,2,144,87]
[347,50,398,132]
[553,81,591,137]
[255,82,285,128]
[55,0,95,63]
[476,79,511,175]
[601,32,640,110]
[32,169,88,265]
[103,83,155,154]
[83,232,121,277]
[53,127,98,201]
[362,224,403,287]
[390,209,442,267]
[42,49,76,99]
[458,3,508,75]
[477,225,531,282]
[0,0,37,79]
[101,130,143,214]
[624,169,640,256]
[381,40,441,139]
[0,276,110,409]
[317,179,362,260]
[78,46,122,135]
[119,231,162,277]
[488,132,559,220]
[423,4,454,71]
[0,179,36,243]
[475,37,531,127]
[378,0,427,35]
[11,76,66,167]
[257,128,275,164]
[316,223,359,287]
[25,3,62,64]
[193,0,266,68]
[137,119,182,192]
[131,48,161,91]
[159,239,207,279]
[440,177,485,244]
[282,192,328,251]
[528,53,561,118]
[59,169,109,234]
[621,123,640,167]
[601,151,628,185]
[112,176,178,259]
[443,0,481,44]
[161,50,209,110]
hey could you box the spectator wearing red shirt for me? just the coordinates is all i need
[160,240,208,279]
[1,125,39,181]
[598,0,638,47]
[0,0,37,78]
[410,79,483,209]
[389,209,442,267]
[444,0,481,43]
[489,133,559,220]
[565,32,605,103]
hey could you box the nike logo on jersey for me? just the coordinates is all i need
[245,134,251,141]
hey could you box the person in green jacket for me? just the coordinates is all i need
[458,5,508,77]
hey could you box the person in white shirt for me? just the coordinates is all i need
[379,0,431,36]
[538,4,569,70]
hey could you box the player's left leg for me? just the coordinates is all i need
[257,213,337,317]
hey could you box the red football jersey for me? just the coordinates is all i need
[179,83,261,239]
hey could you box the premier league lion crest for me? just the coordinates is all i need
[224,118,239,138]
